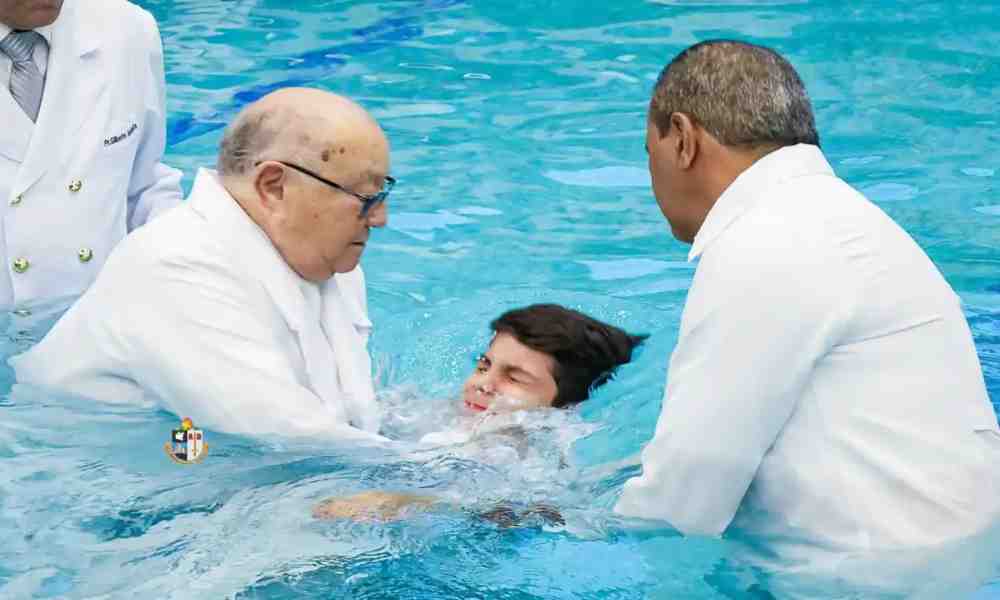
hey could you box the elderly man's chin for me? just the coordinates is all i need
[332,257,363,276]
[315,248,363,278]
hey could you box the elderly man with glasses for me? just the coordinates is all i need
[11,88,394,442]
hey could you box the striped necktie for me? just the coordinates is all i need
[1,30,46,122]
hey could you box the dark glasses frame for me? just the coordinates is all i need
[255,160,395,216]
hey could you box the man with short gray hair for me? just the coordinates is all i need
[11,88,394,442]
[617,40,1000,570]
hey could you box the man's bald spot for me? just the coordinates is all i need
[217,88,385,179]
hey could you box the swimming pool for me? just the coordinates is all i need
[1,0,999,597]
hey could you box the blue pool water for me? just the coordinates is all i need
[2,0,1000,597]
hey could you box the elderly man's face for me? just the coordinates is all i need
[275,132,391,281]
[0,0,63,28]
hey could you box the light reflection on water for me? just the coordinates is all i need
[1,0,999,597]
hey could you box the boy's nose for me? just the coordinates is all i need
[476,379,497,395]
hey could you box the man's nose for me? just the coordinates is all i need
[365,202,387,227]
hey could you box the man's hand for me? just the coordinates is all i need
[312,491,438,522]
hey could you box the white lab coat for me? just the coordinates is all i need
[10,169,383,443]
[0,0,182,311]
[616,144,1000,561]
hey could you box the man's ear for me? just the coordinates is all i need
[254,162,288,216]
[670,112,700,170]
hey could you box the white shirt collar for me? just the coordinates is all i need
[187,168,272,250]
[0,20,56,47]
[688,143,834,261]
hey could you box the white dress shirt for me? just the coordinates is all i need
[616,144,1000,563]
[10,169,384,444]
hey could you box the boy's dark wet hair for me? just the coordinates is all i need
[490,304,647,408]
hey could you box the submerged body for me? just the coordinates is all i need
[314,304,642,521]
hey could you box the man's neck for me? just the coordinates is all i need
[707,144,781,203]
[686,144,783,241]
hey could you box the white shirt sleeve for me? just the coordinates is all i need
[615,238,847,535]
[119,255,387,445]
[125,9,183,230]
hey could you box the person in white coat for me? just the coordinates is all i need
[0,0,182,312]
[615,40,1000,577]
[10,87,394,443]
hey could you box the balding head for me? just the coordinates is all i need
[218,88,384,180]
[216,88,392,282]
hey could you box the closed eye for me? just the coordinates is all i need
[505,367,535,385]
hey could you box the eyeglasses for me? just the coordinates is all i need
[256,160,395,217]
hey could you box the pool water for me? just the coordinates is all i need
[2,0,1000,597]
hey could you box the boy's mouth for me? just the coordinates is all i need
[464,399,488,412]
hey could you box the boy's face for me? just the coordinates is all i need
[462,333,559,413]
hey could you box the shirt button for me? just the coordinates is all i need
[78,248,94,263]
[12,258,29,273]
[10,194,22,206]
[69,180,83,193]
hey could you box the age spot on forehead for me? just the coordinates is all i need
[339,147,346,155]
[321,149,331,162]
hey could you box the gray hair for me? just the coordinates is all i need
[650,40,819,149]
[216,107,294,176]
[218,110,263,176]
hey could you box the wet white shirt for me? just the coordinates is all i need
[616,144,1000,558]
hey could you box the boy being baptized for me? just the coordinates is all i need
[313,303,646,522]
[463,304,645,413]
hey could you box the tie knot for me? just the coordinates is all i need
[1,30,44,64]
